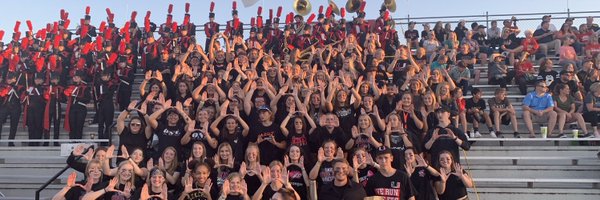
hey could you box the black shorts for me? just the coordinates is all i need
[490,113,511,125]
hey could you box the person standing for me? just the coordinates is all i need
[0,72,23,146]
[94,70,117,145]
[25,73,46,146]
[318,158,366,200]
[43,73,64,146]
[365,147,416,200]
[64,71,91,139]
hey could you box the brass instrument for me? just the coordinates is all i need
[382,0,397,13]
[293,0,312,16]
[345,0,364,13]
[329,0,341,16]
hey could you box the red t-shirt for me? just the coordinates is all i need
[585,43,600,58]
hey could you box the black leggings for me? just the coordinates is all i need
[27,106,45,146]
[69,105,87,139]
[0,103,21,141]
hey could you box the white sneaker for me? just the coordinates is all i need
[475,131,482,138]
[469,130,475,138]
[490,131,497,138]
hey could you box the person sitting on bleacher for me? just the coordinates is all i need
[582,82,600,137]
[558,36,581,68]
[534,21,561,57]
[488,54,516,88]
[522,80,558,138]
[465,88,495,138]
[549,70,583,101]
[537,58,559,86]
[488,88,519,138]
[552,83,590,138]
[514,53,537,95]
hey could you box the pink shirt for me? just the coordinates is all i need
[559,46,577,61]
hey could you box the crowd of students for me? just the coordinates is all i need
[0,1,598,200]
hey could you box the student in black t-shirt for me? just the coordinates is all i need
[53,160,105,200]
[351,148,379,187]
[465,88,495,138]
[404,148,441,200]
[139,168,169,200]
[240,144,266,197]
[309,140,344,190]
[345,114,384,153]
[249,106,287,165]
[149,100,194,159]
[280,107,317,154]
[101,145,149,187]
[211,110,250,163]
[82,161,139,200]
[182,109,219,159]
[180,162,219,200]
[214,143,240,189]
[284,145,310,200]
[117,101,152,164]
[384,112,414,169]
[365,147,416,200]
[318,158,367,200]
[434,151,473,200]
[424,107,470,168]
[155,147,183,192]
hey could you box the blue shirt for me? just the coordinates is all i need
[523,92,554,111]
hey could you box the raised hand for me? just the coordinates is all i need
[415,155,428,167]
[106,177,119,192]
[183,176,196,194]
[351,126,360,139]
[147,158,154,170]
[184,98,193,107]
[158,157,165,170]
[66,172,78,188]
[283,155,291,168]
[352,154,360,169]
[261,167,272,184]
[106,145,115,159]
[440,168,451,182]
[317,147,325,162]
[239,161,247,176]
[82,148,95,161]
[120,145,130,159]
[453,163,464,177]
[405,162,415,175]
[72,144,85,156]
[221,179,230,196]
[202,178,213,195]
[336,147,344,159]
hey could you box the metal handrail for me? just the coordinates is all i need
[34,124,114,200]
[35,164,70,200]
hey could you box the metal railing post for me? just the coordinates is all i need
[486,11,489,28]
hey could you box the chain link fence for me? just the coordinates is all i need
[391,10,600,42]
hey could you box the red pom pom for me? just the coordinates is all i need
[166,15,172,25]
[0,30,4,41]
[53,22,59,34]
[360,2,366,12]
[385,11,390,21]
[341,8,346,18]
[14,21,21,33]
[65,12,69,20]
[85,6,90,15]
[326,6,332,18]
[54,35,60,47]
[99,21,107,32]
[257,6,262,16]
[277,6,282,17]
[168,4,173,14]
[185,3,190,13]
[307,14,316,24]
[96,36,103,50]
[60,9,65,20]
[26,20,33,32]
[184,15,190,25]
[171,22,178,32]
[106,8,112,16]
[319,6,324,14]
[64,19,71,29]
[108,13,115,23]
[131,11,137,22]
[269,9,273,20]
[232,1,237,10]
[119,40,126,53]
[145,11,151,20]
[234,18,239,29]
[46,23,52,31]
[210,2,215,12]
[257,17,263,28]
[251,17,255,27]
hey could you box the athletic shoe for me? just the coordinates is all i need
[490,131,497,138]
[580,133,595,138]
[469,131,475,138]
[474,131,482,138]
